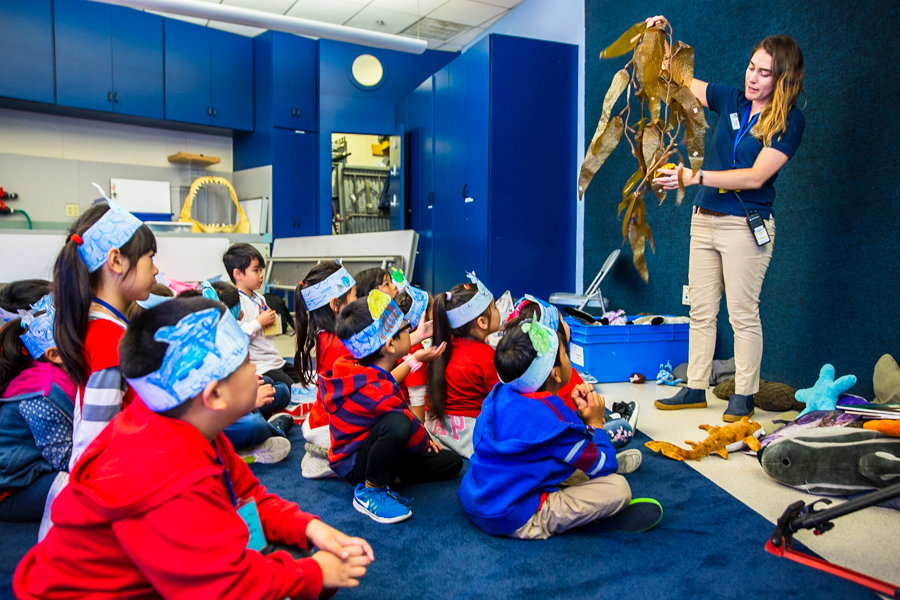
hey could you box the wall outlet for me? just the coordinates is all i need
[682,285,691,306]
[65,203,80,218]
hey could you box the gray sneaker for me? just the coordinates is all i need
[237,436,291,464]
[616,449,643,474]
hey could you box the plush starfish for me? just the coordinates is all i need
[796,364,857,417]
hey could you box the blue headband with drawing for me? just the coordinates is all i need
[500,319,560,394]
[0,307,19,325]
[301,261,357,311]
[126,307,249,412]
[19,294,56,359]
[76,195,144,273]
[392,270,429,331]
[343,290,407,359]
[199,280,241,322]
[519,294,560,332]
[446,272,493,329]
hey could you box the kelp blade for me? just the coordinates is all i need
[578,117,624,200]
[600,22,648,59]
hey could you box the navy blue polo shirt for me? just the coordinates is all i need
[694,83,805,219]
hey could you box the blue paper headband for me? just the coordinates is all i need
[392,270,429,331]
[500,319,560,394]
[446,272,493,329]
[77,198,144,273]
[301,261,357,311]
[19,294,56,359]
[199,280,241,322]
[0,306,19,325]
[343,290,407,359]
[519,294,560,333]
[126,307,249,412]
[136,292,174,310]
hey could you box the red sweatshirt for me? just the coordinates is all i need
[437,337,500,418]
[307,331,352,429]
[320,356,428,478]
[14,399,324,600]
[557,369,584,413]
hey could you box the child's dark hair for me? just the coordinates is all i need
[53,202,157,386]
[494,320,566,391]
[211,281,239,309]
[354,268,391,299]
[504,302,568,344]
[120,297,224,379]
[0,280,51,314]
[177,289,202,299]
[0,319,38,395]
[126,283,173,321]
[223,243,266,284]
[336,297,404,367]
[427,283,493,420]
[294,262,354,385]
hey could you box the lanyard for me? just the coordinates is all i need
[92,297,129,324]
[239,290,267,312]
[732,104,759,167]
[214,448,238,507]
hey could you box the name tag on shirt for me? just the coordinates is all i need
[236,498,267,551]
[730,113,741,130]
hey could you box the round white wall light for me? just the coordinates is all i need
[351,54,385,88]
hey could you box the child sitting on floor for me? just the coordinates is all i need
[14,297,372,599]
[0,295,75,523]
[224,243,298,389]
[0,280,51,326]
[392,271,432,422]
[322,290,462,524]
[426,272,500,457]
[353,267,398,299]
[459,318,659,539]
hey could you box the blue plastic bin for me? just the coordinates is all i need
[564,317,689,383]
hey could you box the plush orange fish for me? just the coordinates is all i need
[645,417,762,461]
[863,420,900,438]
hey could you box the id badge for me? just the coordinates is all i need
[236,498,267,551]
[747,211,770,246]
[264,314,282,337]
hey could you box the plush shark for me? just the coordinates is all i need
[645,417,762,461]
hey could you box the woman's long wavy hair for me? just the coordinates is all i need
[751,35,805,147]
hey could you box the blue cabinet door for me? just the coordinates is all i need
[165,19,211,125]
[273,128,317,239]
[209,28,252,130]
[0,0,55,103]
[54,0,113,112]
[110,7,163,118]
[273,33,316,131]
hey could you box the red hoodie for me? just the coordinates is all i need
[14,399,324,600]
[307,331,352,429]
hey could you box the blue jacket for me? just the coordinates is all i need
[0,383,74,491]
[458,384,618,535]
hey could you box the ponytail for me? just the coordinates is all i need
[52,202,157,386]
[0,319,35,395]
[293,262,353,386]
[426,283,488,420]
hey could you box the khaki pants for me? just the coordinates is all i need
[508,472,631,540]
[686,212,775,396]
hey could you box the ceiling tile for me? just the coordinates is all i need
[427,0,504,27]
[146,10,209,26]
[343,6,421,34]
[447,26,483,46]
[221,0,296,14]
[368,0,448,16]
[399,17,469,41]
[477,10,507,29]
[285,0,366,25]
[399,34,444,49]
[207,20,268,36]
[476,0,522,8]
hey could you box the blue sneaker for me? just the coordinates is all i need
[353,484,413,524]
[654,387,707,410]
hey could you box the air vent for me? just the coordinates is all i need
[400,17,470,42]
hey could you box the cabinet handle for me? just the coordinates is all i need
[108,92,113,102]
[462,184,467,198]
[114,93,119,103]
[428,191,434,207]
[213,107,217,117]
[208,107,212,116]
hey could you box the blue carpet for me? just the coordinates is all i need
[0,427,877,600]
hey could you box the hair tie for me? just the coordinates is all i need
[298,280,305,287]
[445,292,452,300]
[22,346,28,356]
[70,234,83,245]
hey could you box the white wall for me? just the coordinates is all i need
[464,0,585,293]
[0,107,233,224]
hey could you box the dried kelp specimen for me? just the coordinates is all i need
[579,22,708,282]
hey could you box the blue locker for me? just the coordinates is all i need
[110,7,163,118]
[0,0,55,103]
[400,34,577,300]
[209,28,252,130]
[400,78,435,291]
[164,19,211,125]
[272,128,317,239]
[272,33,317,131]
[54,0,114,112]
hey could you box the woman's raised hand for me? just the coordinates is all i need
[645,15,668,28]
